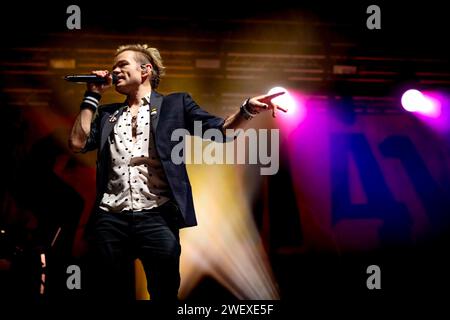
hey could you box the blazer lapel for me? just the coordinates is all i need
[100,104,126,151]
[150,91,164,138]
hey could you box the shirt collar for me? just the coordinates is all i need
[141,94,151,106]
[124,92,151,108]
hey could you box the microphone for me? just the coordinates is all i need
[64,74,118,84]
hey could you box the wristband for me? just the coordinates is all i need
[80,91,101,112]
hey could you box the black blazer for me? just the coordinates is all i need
[82,91,225,228]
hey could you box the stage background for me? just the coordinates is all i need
[1,0,449,305]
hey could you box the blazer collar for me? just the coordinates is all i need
[149,91,164,137]
[100,103,126,152]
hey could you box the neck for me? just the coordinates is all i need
[127,82,152,107]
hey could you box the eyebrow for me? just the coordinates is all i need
[112,59,129,69]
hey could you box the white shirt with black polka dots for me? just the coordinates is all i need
[99,94,170,212]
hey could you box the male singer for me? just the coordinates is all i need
[68,44,282,301]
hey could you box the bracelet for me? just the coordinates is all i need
[240,98,257,120]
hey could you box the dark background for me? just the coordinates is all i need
[1,0,449,310]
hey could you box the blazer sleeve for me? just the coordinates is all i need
[80,111,101,153]
[183,93,225,136]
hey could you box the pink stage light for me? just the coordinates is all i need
[268,87,296,115]
[267,87,306,135]
[401,89,441,118]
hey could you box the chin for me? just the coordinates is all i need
[114,85,128,95]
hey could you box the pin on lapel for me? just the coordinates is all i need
[109,109,120,123]
[150,107,158,117]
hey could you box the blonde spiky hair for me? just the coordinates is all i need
[115,44,166,89]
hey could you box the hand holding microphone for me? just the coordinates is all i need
[87,70,113,94]
[64,70,116,94]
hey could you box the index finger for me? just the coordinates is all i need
[260,91,285,102]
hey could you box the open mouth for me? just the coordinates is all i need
[115,77,125,84]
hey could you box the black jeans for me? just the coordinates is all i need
[88,201,181,301]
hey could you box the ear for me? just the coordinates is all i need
[140,64,152,74]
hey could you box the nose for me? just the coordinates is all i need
[112,66,121,75]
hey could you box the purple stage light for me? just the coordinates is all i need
[401,89,441,117]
